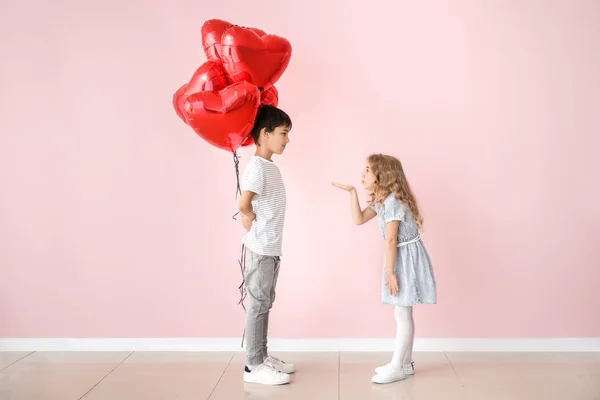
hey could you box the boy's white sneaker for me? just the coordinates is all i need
[265,355,296,374]
[243,363,291,385]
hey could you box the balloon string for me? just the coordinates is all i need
[232,151,247,348]
[232,151,242,220]
[238,243,247,348]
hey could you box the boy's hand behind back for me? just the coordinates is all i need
[238,191,256,232]
[241,214,255,232]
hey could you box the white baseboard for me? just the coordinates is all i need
[1,338,599,352]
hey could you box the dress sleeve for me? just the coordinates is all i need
[383,196,405,223]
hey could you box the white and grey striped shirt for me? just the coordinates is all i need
[241,156,286,257]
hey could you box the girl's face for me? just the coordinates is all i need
[361,161,376,191]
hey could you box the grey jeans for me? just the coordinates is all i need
[244,249,280,366]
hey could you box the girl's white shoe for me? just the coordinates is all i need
[375,361,414,375]
[371,367,407,384]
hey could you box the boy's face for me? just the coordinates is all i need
[362,161,376,191]
[262,125,291,155]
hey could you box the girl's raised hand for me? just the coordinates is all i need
[331,182,355,192]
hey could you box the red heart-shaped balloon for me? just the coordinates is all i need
[260,86,279,107]
[201,19,267,63]
[173,61,229,124]
[201,19,233,62]
[220,25,292,91]
[238,86,280,148]
[187,60,229,93]
[173,83,188,123]
[182,81,260,152]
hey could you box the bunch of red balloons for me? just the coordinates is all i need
[173,19,292,152]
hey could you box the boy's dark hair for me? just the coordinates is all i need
[250,105,292,145]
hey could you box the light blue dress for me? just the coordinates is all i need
[372,194,437,307]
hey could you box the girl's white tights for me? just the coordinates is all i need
[391,306,414,367]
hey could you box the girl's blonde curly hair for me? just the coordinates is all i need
[367,154,423,230]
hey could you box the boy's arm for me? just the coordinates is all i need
[238,191,256,219]
[238,191,256,232]
[239,162,263,221]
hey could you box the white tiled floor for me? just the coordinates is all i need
[0,351,598,399]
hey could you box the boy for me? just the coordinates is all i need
[238,105,294,385]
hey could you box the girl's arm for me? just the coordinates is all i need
[331,183,377,225]
[384,220,400,296]
[349,188,377,225]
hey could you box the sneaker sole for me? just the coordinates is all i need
[243,373,290,385]
[374,368,414,375]
[371,374,407,384]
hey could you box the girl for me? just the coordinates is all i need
[332,153,437,384]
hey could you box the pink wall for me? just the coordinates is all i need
[1,0,599,339]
